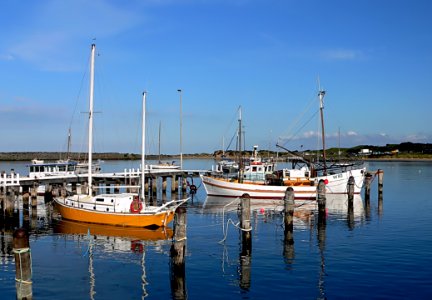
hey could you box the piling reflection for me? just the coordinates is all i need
[325,194,365,230]
[239,230,252,290]
[317,207,326,300]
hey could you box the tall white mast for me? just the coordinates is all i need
[178,89,183,170]
[318,89,327,175]
[88,43,96,194]
[238,106,243,183]
[141,91,146,203]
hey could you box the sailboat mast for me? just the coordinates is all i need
[66,128,72,160]
[88,43,96,193]
[318,90,327,175]
[238,106,243,183]
[178,89,183,170]
[141,91,146,203]
[158,121,161,163]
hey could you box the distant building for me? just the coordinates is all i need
[359,149,372,155]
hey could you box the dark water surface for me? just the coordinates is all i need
[1,160,432,299]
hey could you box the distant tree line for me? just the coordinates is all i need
[213,142,432,159]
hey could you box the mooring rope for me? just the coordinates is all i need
[218,197,253,244]
[12,247,32,284]
[82,228,93,257]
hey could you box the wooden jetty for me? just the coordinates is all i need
[0,167,206,197]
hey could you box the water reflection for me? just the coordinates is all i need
[53,220,174,299]
[53,219,173,244]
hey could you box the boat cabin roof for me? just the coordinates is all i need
[27,160,78,167]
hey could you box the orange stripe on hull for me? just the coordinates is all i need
[55,201,175,228]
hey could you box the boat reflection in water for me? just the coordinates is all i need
[203,194,364,215]
[53,219,173,253]
[202,195,316,224]
[325,194,365,221]
[52,219,175,299]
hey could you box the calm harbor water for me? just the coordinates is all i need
[1,159,432,299]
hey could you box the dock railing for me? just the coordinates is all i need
[0,171,20,187]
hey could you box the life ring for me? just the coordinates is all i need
[130,200,143,213]
[131,240,144,253]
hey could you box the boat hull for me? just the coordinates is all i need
[54,199,175,228]
[200,168,365,200]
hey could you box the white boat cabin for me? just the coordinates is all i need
[28,159,101,179]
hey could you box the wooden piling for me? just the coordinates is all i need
[317,179,326,222]
[284,187,295,236]
[144,178,149,194]
[162,177,167,193]
[22,193,30,210]
[152,177,157,195]
[347,176,355,209]
[377,169,384,198]
[170,206,187,299]
[378,171,384,214]
[171,175,177,193]
[171,206,187,265]
[181,177,187,193]
[30,187,37,208]
[240,193,252,237]
[13,228,32,300]
[364,173,372,201]
[4,194,15,218]
[283,187,295,263]
[239,193,252,289]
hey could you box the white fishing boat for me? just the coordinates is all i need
[54,44,187,227]
[201,89,366,200]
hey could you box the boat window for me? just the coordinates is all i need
[96,198,105,202]
[30,166,35,173]
[58,165,66,171]
[68,165,75,171]
[252,166,257,172]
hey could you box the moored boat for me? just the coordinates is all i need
[201,88,366,200]
[54,44,187,228]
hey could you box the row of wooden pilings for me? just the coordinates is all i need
[40,174,189,198]
[317,169,384,220]
[233,169,385,286]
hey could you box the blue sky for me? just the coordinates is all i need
[0,0,431,155]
